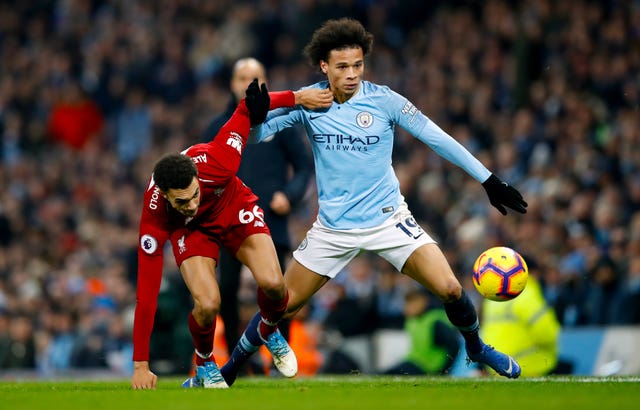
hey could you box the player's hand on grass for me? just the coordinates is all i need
[482,174,528,215]
[132,361,158,390]
[294,88,333,109]
[246,78,270,126]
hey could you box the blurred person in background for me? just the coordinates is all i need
[0,313,36,369]
[202,58,313,350]
[383,289,459,376]
[222,17,527,386]
[612,255,640,324]
[375,260,417,329]
[114,87,153,165]
[324,255,379,338]
[583,255,622,325]
[47,80,104,151]
[131,80,328,389]
[37,310,77,374]
[480,257,564,377]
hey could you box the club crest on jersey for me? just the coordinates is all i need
[178,235,187,254]
[140,234,158,254]
[356,111,373,128]
[226,132,243,153]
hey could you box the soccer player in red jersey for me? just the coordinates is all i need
[130,80,333,390]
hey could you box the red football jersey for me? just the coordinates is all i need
[133,91,295,361]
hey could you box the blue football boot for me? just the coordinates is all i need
[467,344,521,379]
[182,361,229,388]
[261,330,297,378]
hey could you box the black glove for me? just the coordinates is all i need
[482,174,528,215]
[245,78,270,126]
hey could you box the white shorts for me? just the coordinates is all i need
[293,203,436,278]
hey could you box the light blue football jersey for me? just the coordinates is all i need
[253,80,491,230]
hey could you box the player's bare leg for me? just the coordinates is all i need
[221,257,329,385]
[217,234,292,382]
[402,243,520,378]
[281,260,330,319]
[236,233,296,377]
[180,256,228,388]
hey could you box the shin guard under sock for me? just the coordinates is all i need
[257,288,289,339]
[444,290,483,354]
[220,311,262,385]
[188,312,216,366]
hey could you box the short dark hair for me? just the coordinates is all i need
[303,18,374,66]
[152,153,197,192]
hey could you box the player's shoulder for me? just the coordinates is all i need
[298,80,329,91]
[359,81,405,108]
[182,143,203,155]
[182,143,212,159]
[358,81,406,116]
[360,81,395,97]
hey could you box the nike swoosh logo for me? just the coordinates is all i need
[309,115,322,120]
[505,358,513,375]
[198,178,215,183]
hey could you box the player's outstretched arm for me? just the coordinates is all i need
[482,174,528,215]
[245,78,270,125]
[245,79,331,120]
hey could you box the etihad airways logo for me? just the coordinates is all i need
[312,134,380,152]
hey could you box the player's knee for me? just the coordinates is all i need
[258,275,285,300]
[192,295,220,324]
[436,281,462,303]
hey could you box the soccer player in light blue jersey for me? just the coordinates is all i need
[222,18,527,383]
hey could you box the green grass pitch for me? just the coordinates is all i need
[1,375,638,410]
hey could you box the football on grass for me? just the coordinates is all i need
[472,246,528,301]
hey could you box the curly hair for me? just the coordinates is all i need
[303,18,374,66]
[152,153,197,192]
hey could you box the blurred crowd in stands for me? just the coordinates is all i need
[1,0,639,376]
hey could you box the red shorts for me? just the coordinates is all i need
[169,187,271,267]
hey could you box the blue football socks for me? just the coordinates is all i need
[220,312,263,386]
[444,290,483,354]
